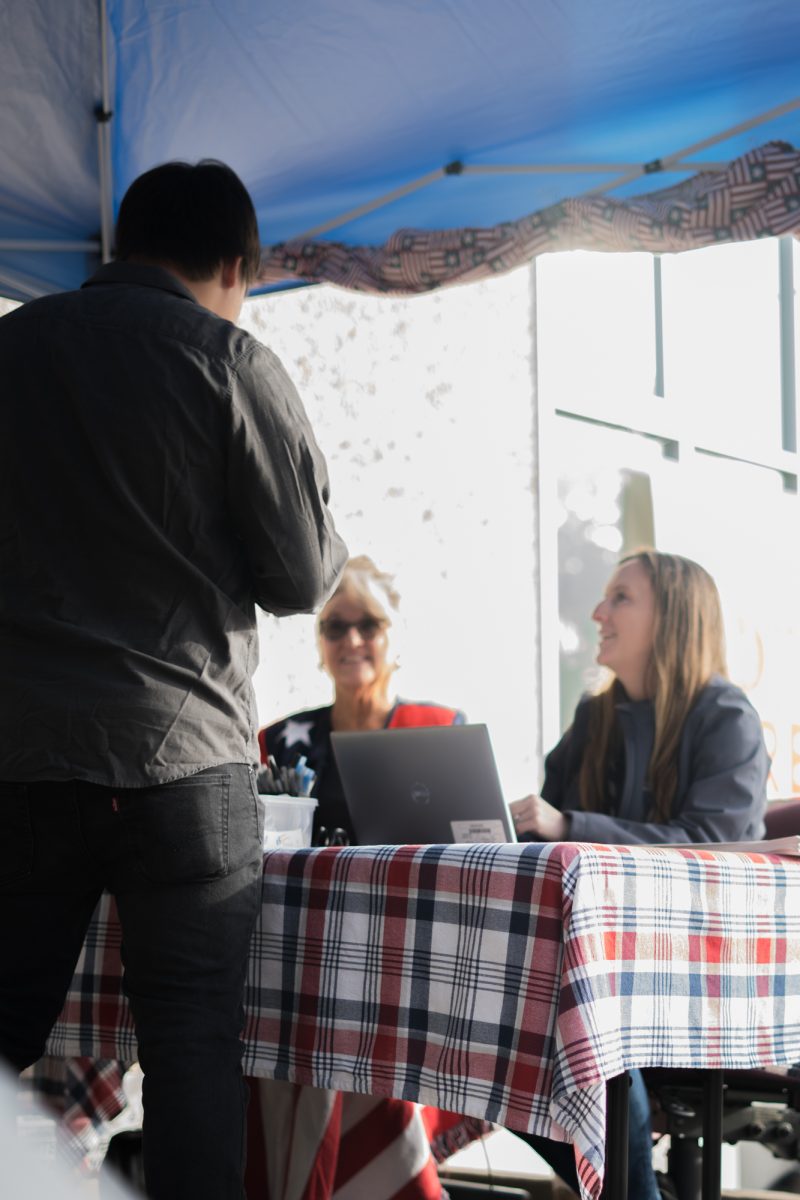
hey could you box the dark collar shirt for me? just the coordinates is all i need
[0,264,347,786]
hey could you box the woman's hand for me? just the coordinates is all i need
[509,794,568,842]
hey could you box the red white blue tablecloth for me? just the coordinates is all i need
[45,840,800,1200]
[38,885,485,1198]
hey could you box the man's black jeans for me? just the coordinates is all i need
[0,764,263,1200]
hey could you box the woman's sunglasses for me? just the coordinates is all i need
[319,616,387,642]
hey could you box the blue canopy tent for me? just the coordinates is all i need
[1,0,799,302]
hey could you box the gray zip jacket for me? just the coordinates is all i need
[0,264,347,786]
[541,676,768,844]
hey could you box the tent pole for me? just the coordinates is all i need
[96,0,114,263]
[458,161,728,175]
[296,166,447,239]
[587,94,800,196]
[292,159,731,240]
[0,240,100,252]
[290,95,799,243]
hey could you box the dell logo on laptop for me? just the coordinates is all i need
[410,782,431,806]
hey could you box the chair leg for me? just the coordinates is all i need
[701,1070,724,1200]
[604,1072,630,1200]
[667,1136,702,1200]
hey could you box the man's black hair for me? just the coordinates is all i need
[114,159,261,284]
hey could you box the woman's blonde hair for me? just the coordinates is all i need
[316,555,401,691]
[578,549,727,822]
[318,555,400,626]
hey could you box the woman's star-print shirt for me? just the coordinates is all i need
[258,699,465,845]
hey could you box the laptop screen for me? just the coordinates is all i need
[331,723,515,845]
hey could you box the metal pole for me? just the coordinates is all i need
[653,255,665,398]
[0,240,100,252]
[604,1072,630,1200]
[701,1069,724,1200]
[587,95,800,196]
[779,235,797,454]
[96,0,114,263]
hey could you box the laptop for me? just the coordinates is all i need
[331,723,515,845]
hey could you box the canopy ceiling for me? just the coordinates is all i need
[1,0,799,301]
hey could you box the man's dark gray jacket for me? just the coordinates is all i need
[0,264,347,786]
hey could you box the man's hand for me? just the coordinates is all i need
[509,794,568,842]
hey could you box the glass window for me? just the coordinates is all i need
[660,239,783,459]
[549,418,800,799]
[551,416,666,732]
[654,452,800,799]
[536,250,657,422]
[541,238,798,796]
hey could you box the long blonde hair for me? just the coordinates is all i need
[578,549,728,822]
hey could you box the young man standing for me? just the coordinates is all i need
[0,160,347,1198]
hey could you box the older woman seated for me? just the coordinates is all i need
[259,554,465,846]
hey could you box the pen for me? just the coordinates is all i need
[293,755,316,797]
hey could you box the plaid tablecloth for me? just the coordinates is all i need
[45,840,800,1200]
[40,890,486,1197]
[247,840,800,1200]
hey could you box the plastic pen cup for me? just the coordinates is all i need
[258,793,318,849]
